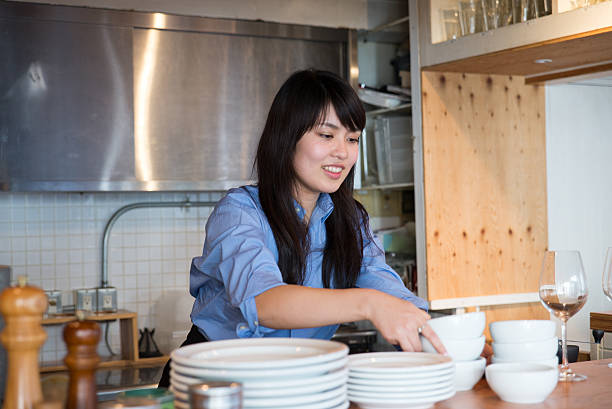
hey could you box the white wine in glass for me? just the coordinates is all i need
[539,250,588,382]
[603,247,612,302]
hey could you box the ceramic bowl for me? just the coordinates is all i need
[491,355,558,368]
[489,320,556,343]
[454,357,486,391]
[492,337,558,361]
[421,334,485,361]
[426,312,486,340]
[485,363,558,404]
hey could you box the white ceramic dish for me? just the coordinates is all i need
[171,367,347,398]
[348,384,455,400]
[348,371,454,386]
[454,357,486,391]
[349,366,454,381]
[171,337,348,369]
[421,334,485,362]
[348,352,453,374]
[172,385,348,409]
[485,363,558,404]
[489,320,556,343]
[348,376,452,393]
[491,356,558,368]
[426,312,485,340]
[171,366,347,395]
[171,356,347,381]
[492,337,558,361]
[348,388,455,409]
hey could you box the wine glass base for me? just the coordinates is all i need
[559,371,587,382]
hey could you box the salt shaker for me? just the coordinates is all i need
[189,381,243,409]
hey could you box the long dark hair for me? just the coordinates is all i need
[255,69,374,289]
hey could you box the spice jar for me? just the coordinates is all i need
[189,381,243,409]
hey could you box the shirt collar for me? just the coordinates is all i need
[293,193,334,222]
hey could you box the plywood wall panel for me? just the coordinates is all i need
[422,72,548,308]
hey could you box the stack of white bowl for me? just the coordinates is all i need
[420,311,487,392]
[168,338,349,409]
[346,352,455,408]
[485,320,559,403]
[489,320,558,368]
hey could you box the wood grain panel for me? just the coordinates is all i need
[422,72,548,312]
[424,27,612,79]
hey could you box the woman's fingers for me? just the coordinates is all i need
[420,323,447,355]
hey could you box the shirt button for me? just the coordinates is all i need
[254,320,259,326]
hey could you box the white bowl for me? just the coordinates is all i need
[421,334,485,362]
[492,337,558,361]
[491,356,558,368]
[454,357,486,391]
[485,363,558,404]
[426,312,485,340]
[489,320,556,343]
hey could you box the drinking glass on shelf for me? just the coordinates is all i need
[603,247,612,302]
[539,250,588,382]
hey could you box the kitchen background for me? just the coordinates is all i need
[2,0,612,368]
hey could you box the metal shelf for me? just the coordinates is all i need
[365,103,412,117]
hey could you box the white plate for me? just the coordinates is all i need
[348,377,453,393]
[171,338,348,369]
[171,368,347,398]
[347,371,453,386]
[171,366,348,390]
[348,367,454,380]
[348,384,455,400]
[171,356,347,381]
[172,388,349,409]
[348,388,455,409]
[348,352,453,374]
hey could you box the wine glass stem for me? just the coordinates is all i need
[561,318,569,373]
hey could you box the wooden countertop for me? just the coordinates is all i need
[349,359,612,409]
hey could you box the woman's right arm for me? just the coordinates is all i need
[255,285,445,354]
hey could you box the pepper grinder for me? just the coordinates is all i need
[63,310,101,409]
[0,276,48,409]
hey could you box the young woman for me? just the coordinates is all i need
[159,69,445,387]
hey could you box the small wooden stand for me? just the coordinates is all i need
[41,310,167,372]
[0,277,48,409]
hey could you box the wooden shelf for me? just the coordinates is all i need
[41,309,148,373]
[40,356,168,373]
[42,309,136,325]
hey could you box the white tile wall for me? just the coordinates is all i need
[0,191,223,363]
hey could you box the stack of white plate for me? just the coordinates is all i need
[169,338,349,409]
[347,352,455,409]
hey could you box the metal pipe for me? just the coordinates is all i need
[101,199,217,287]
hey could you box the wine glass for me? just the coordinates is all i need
[603,247,612,302]
[539,250,588,382]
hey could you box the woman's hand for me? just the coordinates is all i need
[365,290,447,355]
[481,342,493,364]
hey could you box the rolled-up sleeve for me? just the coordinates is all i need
[190,197,286,337]
[355,226,428,311]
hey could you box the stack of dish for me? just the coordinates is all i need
[168,338,349,409]
[490,320,558,367]
[347,352,455,409]
[421,312,487,391]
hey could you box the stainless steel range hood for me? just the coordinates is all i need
[0,2,355,191]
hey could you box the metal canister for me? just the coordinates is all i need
[74,288,97,312]
[44,290,62,315]
[189,381,243,409]
[96,286,118,312]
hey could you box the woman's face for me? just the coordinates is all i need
[293,106,361,205]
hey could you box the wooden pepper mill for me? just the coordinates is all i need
[63,311,101,409]
[0,276,48,409]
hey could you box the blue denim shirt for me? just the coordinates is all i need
[189,185,427,340]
